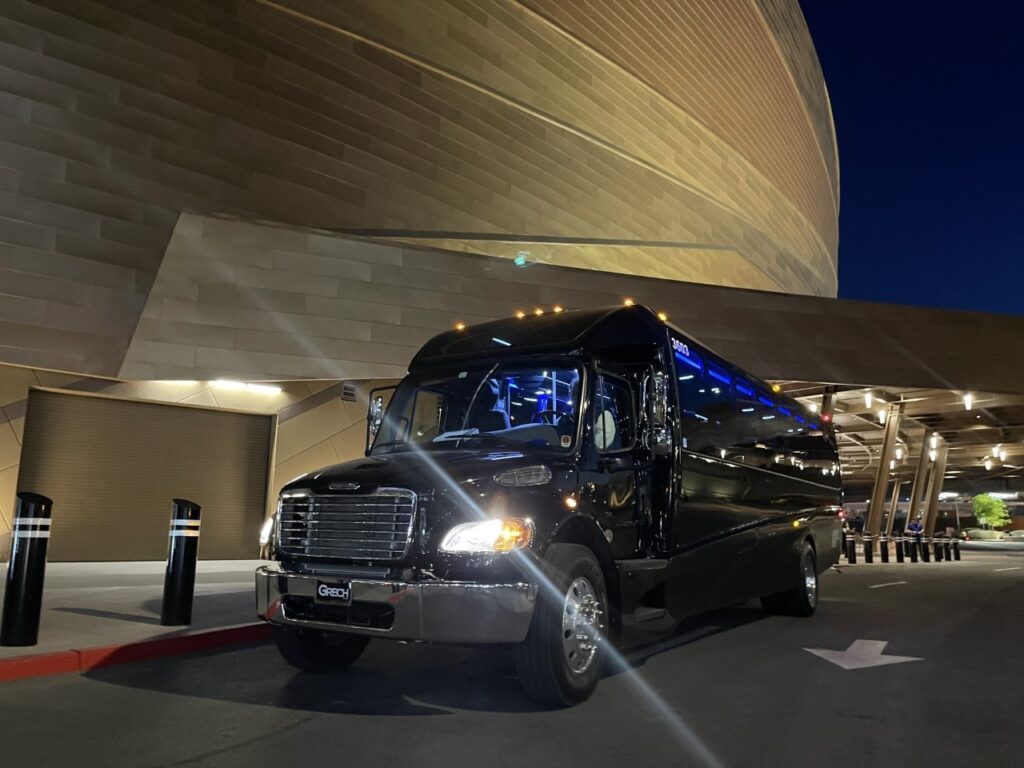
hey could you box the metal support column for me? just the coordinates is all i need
[922,443,949,537]
[867,403,903,536]
[885,479,906,537]
[905,437,932,531]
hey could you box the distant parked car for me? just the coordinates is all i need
[1006,530,1024,538]
[963,528,1008,541]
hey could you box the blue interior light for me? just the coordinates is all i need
[778,406,791,416]
[708,367,731,385]
[736,382,754,396]
[675,350,703,371]
[758,396,773,407]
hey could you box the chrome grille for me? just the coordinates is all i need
[277,488,416,561]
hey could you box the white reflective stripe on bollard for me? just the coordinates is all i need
[14,518,51,526]
[14,530,50,538]
[169,530,200,537]
[170,520,201,526]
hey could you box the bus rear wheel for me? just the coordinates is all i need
[761,541,818,617]
[515,544,608,707]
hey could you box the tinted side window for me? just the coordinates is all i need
[670,334,832,480]
[594,375,635,453]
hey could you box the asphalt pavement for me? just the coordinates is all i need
[2,552,1022,767]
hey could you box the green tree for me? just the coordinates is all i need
[973,494,1011,529]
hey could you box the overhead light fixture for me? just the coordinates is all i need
[963,393,973,410]
[809,402,819,413]
[213,380,282,395]
[929,449,938,462]
[889,459,896,470]
[930,433,939,450]
[1000,450,1007,462]
[878,409,887,424]
[993,445,1001,457]
[895,446,904,461]
[984,458,993,471]
[864,392,873,408]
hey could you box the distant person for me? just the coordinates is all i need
[907,518,924,547]
[851,512,866,538]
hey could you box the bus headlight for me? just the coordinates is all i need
[258,516,275,547]
[440,518,534,553]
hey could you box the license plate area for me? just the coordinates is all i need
[314,580,352,605]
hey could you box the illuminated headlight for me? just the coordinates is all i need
[494,465,552,487]
[440,518,534,553]
[258,516,275,546]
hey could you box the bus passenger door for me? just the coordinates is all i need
[583,370,649,560]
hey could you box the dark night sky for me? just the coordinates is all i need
[798,1,1024,315]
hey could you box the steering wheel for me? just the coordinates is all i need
[535,409,561,425]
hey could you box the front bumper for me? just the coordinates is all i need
[255,564,537,643]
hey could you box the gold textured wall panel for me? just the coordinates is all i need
[0,0,838,377]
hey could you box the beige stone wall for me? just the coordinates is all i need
[0,363,386,559]
[0,0,838,377]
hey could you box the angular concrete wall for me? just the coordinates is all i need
[125,214,1024,396]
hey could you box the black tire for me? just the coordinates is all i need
[761,541,818,617]
[272,626,370,672]
[514,543,609,707]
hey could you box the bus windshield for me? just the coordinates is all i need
[371,361,582,454]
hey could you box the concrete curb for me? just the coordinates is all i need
[0,623,271,684]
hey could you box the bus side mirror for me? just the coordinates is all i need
[651,371,672,456]
[366,386,395,454]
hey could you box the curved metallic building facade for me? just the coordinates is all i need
[0,0,838,375]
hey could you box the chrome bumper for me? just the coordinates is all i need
[255,565,537,643]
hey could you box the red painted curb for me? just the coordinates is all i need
[0,623,271,683]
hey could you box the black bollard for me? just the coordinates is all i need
[909,537,919,562]
[879,535,889,563]
[846,533,857,564]
[943,537,952,561]
[921,537,931,562]
[953,539,961,561]
[934,538,943,561]
[863,534,874,564]
[895,535,905,563]
[161,499,202,626]
[1,493,54,646]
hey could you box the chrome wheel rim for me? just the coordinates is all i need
[803,558,818,608]
[561,576,603,674]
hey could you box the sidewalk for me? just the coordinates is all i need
[0,560,268,678]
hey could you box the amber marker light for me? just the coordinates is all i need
[657,311,668,322]
[515,310,526,319]
[455,322,466,331]
[564,496,578,510]
[553,305,564,313]
[534,308,544,316]
[624,298,635,307]
[771,384,781,393]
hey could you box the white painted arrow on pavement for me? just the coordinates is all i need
[805,639,922,670]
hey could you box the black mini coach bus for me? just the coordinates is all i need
[256,306,842,705]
